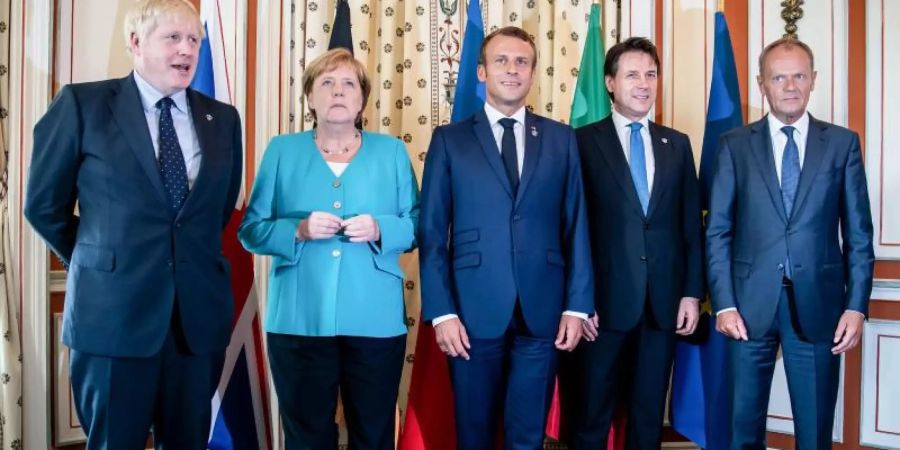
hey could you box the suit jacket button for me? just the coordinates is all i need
[333,201,342,209]
[175,222,182,228]
[332,179,342,188]
[167,259,174,267]
[777,263,784,271]
[513,214,521,221]
[332,249,341,257]
[640,256,647,262]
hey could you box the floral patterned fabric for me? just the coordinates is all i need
[286,0,595,429]
[0,0,23,447]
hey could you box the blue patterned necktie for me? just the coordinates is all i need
[628,122,650,214]
[499,118,519,192]
[780,125,800,278]
[157,97,189,213]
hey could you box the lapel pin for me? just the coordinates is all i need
[530,126,538,137]
[206,114,213,121]
[661,137,668,144]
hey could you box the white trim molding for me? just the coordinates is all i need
[861,320,900,448]
[9,0,54,448]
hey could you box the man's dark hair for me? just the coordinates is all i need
[603,37,660,101]
[478,26,538,69]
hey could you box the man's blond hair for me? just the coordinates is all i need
[123,0,203,52]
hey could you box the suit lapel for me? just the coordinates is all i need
[110,74,168,205]
[177,89,215,217]
[472,110,514,199]
[516,112,543,207]
[591,118,644,217]
[646,123,670,218]
[790,115,829,220]
[748,118,788,224]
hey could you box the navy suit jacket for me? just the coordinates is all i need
[25,74,243,357]
[418,109,594,339]
[706,115,874,342]
[576,117,703,332]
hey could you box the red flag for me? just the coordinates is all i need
[398,323,456,450]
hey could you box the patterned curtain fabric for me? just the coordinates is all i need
[0,0,23,447]
[286,0,592,429]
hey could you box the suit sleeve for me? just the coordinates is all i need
[237,138,304,261]
[705,136,738,312]
[679,137,704,299]
[839,132,875,315]
[24,86,82,265]
[372,139,420,255]
[223,107,244,229]
[417,127,458,321]
[562,127,594,315]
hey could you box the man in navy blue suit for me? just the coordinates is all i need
[419,26,593,449]
[706,38,874,449]
[563,37,703,450]
[24,1,242,448]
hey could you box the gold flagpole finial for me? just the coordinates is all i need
[718,0,725,12]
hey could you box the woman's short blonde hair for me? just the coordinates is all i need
[124,0,203,51]
[302,48,372,129]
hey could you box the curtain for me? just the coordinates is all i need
[0,0,23,447]
[285,0,592,442]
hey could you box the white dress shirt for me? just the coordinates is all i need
[610,109,656,194]
[133,70,202,188]
[432,104,587,326]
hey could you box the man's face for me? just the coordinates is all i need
[477,35,535,115]
[605,50,658,122]
[130,12,202,96]
[758,45,816,124]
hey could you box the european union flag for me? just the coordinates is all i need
[450,0,485,123]
[669,11,743,450]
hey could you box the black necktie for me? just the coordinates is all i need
[498,118,519,192]
[156,97,189,212]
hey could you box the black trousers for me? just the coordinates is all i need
[267,333,407,450]
[562,303,676,450]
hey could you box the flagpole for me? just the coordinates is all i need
[718,0,725,12]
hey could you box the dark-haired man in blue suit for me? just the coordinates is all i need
[419,26,593,450]
[24,1,242,448]
[706,37,874,449]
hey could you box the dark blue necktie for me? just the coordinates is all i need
[780,125,800,278]
[157,97,189,213]
[628,122,650,214]
[499,118,519,192]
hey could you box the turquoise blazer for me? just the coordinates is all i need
[239,131,419,337]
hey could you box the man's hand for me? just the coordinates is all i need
[716,309,749,341]
[675,297,701,336]
[582,312,600,342]
[341,214,381,243]
[434,317,471,360]
[556,315,584,351]
[297,212,342,240]
[832,311,865,354]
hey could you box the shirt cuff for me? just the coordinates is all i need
[562,311,589,320]
[845,310,866,319]
[716,307,737,316]
[432,314,458,326]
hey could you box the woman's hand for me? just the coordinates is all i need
[341,214,380,243]
[297,212,343,240]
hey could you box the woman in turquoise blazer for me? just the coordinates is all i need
[239,48,418,450]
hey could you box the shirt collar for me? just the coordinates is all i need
[611,108,650,132]
[133,70,189,114]
[766,111,809,139]
[484,102,526,127]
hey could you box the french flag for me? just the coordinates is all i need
[190,1,270,449]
